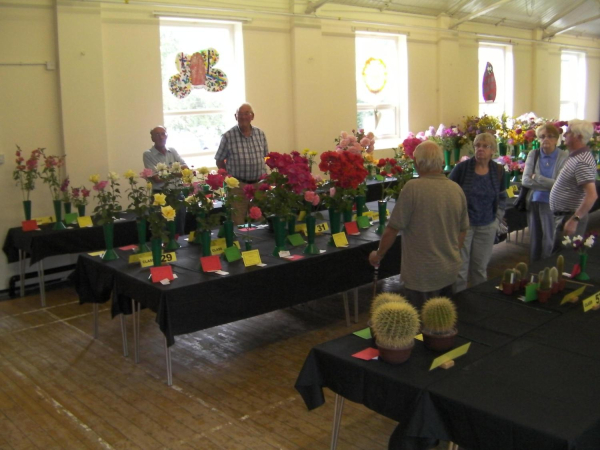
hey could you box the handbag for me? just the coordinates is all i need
[513,150,540,212]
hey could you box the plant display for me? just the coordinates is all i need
[539,267,552,291]
[89,172,122,225]
[71,186,90,208]
[319,151,368,211]
[13,146,42,201]
[124,169,153,218]
[371,302,420,349]
[421,297,457,335]
[515,262,528,281]
[369,292,407,317]
[550,267,559,287]
[39,150,66,201]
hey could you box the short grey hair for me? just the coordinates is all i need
[567,119,594,143]
[236,103,254,114]
[150,125,167,134]
[473,132,498,152]
[414,140,444,172]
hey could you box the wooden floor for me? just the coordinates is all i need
[0,226,563,449]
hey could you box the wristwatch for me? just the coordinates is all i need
[572,215,581,222]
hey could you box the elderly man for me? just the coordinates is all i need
[550,119,598,250]
[215,103,269,224]
[369,141,469,307]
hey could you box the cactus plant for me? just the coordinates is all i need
[502,269,516,294]
[371,302,420,349]
[513,268,522,287]
[370,292,407,318]
[515,262,528,280]
[549,267,558,284]
[540,268,552,291]
[557,255,564,279]
[421,297,457,334]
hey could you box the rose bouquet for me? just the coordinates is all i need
[376,158,411,201]
[318,150,368,211]
[39,150,66,201]
[13,146,42,201]
[89,172,122,225]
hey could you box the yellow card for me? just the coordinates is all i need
[139,253,155,268]
[88,251,104,257]
[429,342,471,371]
[415,334,423,341]
[372,212,380,222]
[161,252,177,264]
[210,238,226,255]
[242,249,262,267]
[362,211,374,218]
[332,232,348,247]
[297,210,306,221]
[315,222,329,234]
[295,223,308,235]
[35,216,54,225]
[582,291,600,312]
[233,241,241,249]
[188,231,195,241]
[77,216,93,228]
[506,188,515,198]
[128,253,142,264]
[560,285,586,305]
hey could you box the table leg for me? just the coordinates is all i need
[120,314,129,357]
[132,299,139,364]
[353,288,359,323]
[19,250,25,297]
[330,393,345,450]
[38,260,46,307]
[342,292,350,327]
[164,336,173,386]
[93,303,99,339]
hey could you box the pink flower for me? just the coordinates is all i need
[330,187,336,197]
[140,168,153,178]
[249,206,262,220]
[81,188,90,197]
[206,173,224,190]
[311,194,320,206]
[258,183,270,191]
[304,191,317,203]
[93,180,108,191]
[243,184,255,199]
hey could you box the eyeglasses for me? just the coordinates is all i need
[237,111,254,116]
[539,135,557,140]
[474,143,491,149]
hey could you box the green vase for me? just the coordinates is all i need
[518,144,527,161]
[272,215,288,256]
[200,230,212,257]
[443,150,452,172]
[102,223,119,261]
[328,208,342,246]
[223,219,235,248]
[342,207,353,231]
[304,215,320,254]
[504,172,511,189]
[287,214,296,236]
[151,238,162,267]
[355,195,366,217]
[135,218,150,253]
[499,143,507,156]
[23,200,32,221]
[575,253,590,281]
[63,202,72,214]
[244,240,252,251]
[52,199,66,230]
[453,147,461,166]
[511,170,521,183]
[376,200,387,235]
[165,221,180,251]
[77,205,86,217]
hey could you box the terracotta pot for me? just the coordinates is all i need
[520,278,528,289]
[537,289,551,303]
[376,340,414,365]
[502,283,514,295]
[558,279,566,292]
[551,282,559,294]
[422,328,458,352]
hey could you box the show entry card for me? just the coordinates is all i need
[224,245,242,262]
[287,233,306,246]
[188,231,195,241]
[35,216,54,225]
[64,213,78,225]
[119,244,137,251]
[161,252,176,264]
[561,285,586,305]
[297,210,306,221]
[525,283,539,302]
[22,220,39,232]
[295,223,308,235]
[357,216,371,229]
[78,216,93,228]
[139,253,156,267]
[129,252,148,264]
[429,343,471,371]
[210,238,226,255]
[332,232,349,247]
[352,347,379,360]
[344,221,360,235]
[353,328,372,339]
[242,249,262,267]
[582,291,600,312]
[88,251,105,257]
[201,255,222,272]
[150,265,174,283]
[315,222,329,234]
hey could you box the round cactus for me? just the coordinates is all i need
[372,302,420,349]
[503,269,516,286]
[421,297,457,334]
[515,262,528,280]
[370,292,407,318]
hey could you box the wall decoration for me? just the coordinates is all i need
[362,57,388,94]
[482,62,497,102]
[168,48,228,99]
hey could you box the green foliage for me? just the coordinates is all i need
[370,292,407,318]
[539,267,552,290]
[421,297,457,334]
[557,255,564,280]
[372,302,420,349]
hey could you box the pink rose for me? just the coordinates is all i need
[249,206,262,220]
[93,180,108,191]
[140,168,153,178]
[330,187,336,197]
[311,194,320,206]
[304,191,316,203]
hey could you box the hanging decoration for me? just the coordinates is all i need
[168,48,228,99]
[482,62,497,102]
[362,57,388,94]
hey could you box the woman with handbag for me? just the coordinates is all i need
[521,123,568,261]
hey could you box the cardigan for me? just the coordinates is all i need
[521,148,568,209]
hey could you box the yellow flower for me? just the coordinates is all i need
[146,182,153,190]
[89,174,100,184]
[198,166,209,175]
[161,205,176,221]
[309,151,318,156]
[365,154,375,163]
[108,171,119,181]
[123,169,136,179]
[153,193,166,206]
[225,177,239,188]
[302,148,310,155]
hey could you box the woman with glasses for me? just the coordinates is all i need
[449,132,507,292]
[522,124,568,261]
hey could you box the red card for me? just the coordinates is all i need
[150,265,174,283]
[22,220,39,232]
[201,255,222,272]
[570,263,581,278]
[119,244,138,251]
[352,347,380,360]
[239,227,257,232]
[344,221,360,235]
[283,254,305,261]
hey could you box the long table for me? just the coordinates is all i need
[295,248,600,449]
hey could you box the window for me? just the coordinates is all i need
[159,19,245,169]
[355,32,408,147]
[478,43,513,118]
[560,51,586,120]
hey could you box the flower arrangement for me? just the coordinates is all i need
[376,158,411,200]
[301,148,319,173]
[124,169,153,218]
[318,150,368,211]
[496,112,513,144]
[89,172,122,225]
[71,186,90,208]
[401,134,423,160]
[60,177,71,203]
[206,169,242,217]
[335,129,375,154]
[147,192,174,241]
[435,125,463,152]
[462,114,500,143]
[13,146,42,201]
[562,233,596,254]
[184,187,222,232]
[39,150,66,201]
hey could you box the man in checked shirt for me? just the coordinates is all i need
[215,102,269,225]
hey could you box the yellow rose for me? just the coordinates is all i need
[161,206,176,221]
[365,154,374,163]
[185,195,196,205]
[108,171,119,181]
[89,174,100,184]
[153,193,166,206]
[123,169,136,179]
[146,182,153,190]
[198,166,209,175]
[225,177,239,188]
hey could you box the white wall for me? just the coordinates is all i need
[1,0,600,290]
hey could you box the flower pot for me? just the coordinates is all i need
[551,282,559,294]
[558,278,566,292]
[575,253,590,281]
[135,218,150,254]
[52,199,66,230]
[303,215,320,255]
[77,205,86,217]
[102,223,119,261]
[443,150,452,172]
[272,215,288,256]
[502,282,514,295]
[63,202,72,215]
[422,328,458,352]
[376,340,414,365]
[23,200,32,221]
[520,278,528,289]
[376,200,387,235]
[151,237,162,267]
[200,230,212,257]
[355,195,366,217]
[165,221,180,251]
[537,289,551,303]
[328,208,342,246]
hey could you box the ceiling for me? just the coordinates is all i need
[307,0,600,39]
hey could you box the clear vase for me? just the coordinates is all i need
[23,200,32,221]
[53,199,66,230]
[165,221,180,251]
[304,215,320,254]
[102,223,119,261]
[272,215,288,256]
[135,218,150,254]
[376,200,387,235]
[575,253,590,281]
[328,208,342,246]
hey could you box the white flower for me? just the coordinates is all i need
[156,162,168,172]
[562,236,572,246]
[171,162,182,173]
[108,171,119,181]
[585,236,595,248]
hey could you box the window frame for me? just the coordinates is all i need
[560,50,587,120]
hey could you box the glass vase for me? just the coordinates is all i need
[575,253,590,281]
[376,200,387,235]
[102,223,119,261]
[328,208,342,246]
[165,221,180,251]
[272,215,288,256]
[23,200,32,221]
[53,199,66,230]
[135,218,150,254]
[304,215,320,254]
[151,237,162,267]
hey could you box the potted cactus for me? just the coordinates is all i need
[368,292,407,340]
[501,269,517,295]
[421,297,458,352]
[371,302,420,364]
[557,255,566,291]
[550,267,559,294]
[537,267,552,303]
[515,262,528,289]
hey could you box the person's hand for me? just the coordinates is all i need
[563,218,577,236]
[369,250,382,267]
